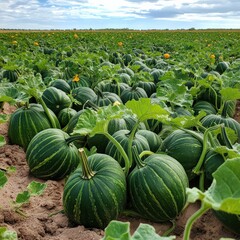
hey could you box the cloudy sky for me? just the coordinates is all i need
[1,0,240,30]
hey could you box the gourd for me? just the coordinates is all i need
[94,88,123,107]
[8,103,60,150]
[26,128,80,180]
[193,100,217,116]
[50,79,71,94]
[201,101,240,143]
[215,61,229,74]
[105,129,150,167]
[203,149,225,187]
[63,149,126,229]
[42,86,72,114]
[135,81,156,97]
[135,129,162,152]
[127,147,188,222]
[71,86,97,111]
[120,85,148,104]
[57,107,77,128]
[96,80,129,96]
[160,129,203,176]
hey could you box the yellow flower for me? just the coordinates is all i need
[118,42,123,47]
[163,53,170,59]
[34,41,39,46]
[12,40,18,45]
[113,101,121,106]
[210,54,215,59]
[74,33,78,39]
[73,74,80,82]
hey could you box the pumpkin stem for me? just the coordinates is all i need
[221,101,230,118]
[220,124,233,149]
[193,124,224,175]
[37,96,59,128]
[79,148,95,180]
[65,135,84,145]
[104,132,130,176]
[132,146,145,169]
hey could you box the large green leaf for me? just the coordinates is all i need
[125,98,170,122]
[187,157,240,214]
[73,104,132,137]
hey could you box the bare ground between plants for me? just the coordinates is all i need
[0,102,239,240]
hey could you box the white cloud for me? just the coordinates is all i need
[0,0,240,29]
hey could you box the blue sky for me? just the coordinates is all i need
[1,0,240,30]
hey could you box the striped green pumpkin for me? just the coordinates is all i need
[42,86,72,114]
[63,149,126,229]
[8,103,60,150]
[128,149,188,222]
[160,129,203,176]
[26,128,80,180]
[201,114,240,144]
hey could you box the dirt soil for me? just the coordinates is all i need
[0,102,240,240]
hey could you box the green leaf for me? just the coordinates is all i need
[168,111,206,128]
[102,220,175,240]
[0,227,18,240]
[0,114,8,124]
[0,135,6,147]
[132,223,175,240]
[0,171,8,189]
[220,87,240,101]
[73,104,131,137]
[156,78,193,108]
[125,98,170,122]
[102,220,131,240]
[27,181,46,196]
[187,157,240,215]
[15,191,30,204]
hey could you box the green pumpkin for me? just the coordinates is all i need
[161,129,203,175]
[26,128,80,180]
[8,103,60,150]
[120,85,148,104]
[42,86,72,114]
[63,149,126,229]
[128,149,188,222]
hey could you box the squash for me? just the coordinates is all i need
[26,128,80,180]
[94,88,123,107]
[120,85,148,104]
[57,107,77,128]
[135,129,162,152]
[50,79,71,94]
[42,86,72,114]
[135,81,156,97]
[71,86,97,111]
[201,101,240,144]
[128,148,188,222]
[203,149,225,187]
[63,149,126,229]
[161,129,203,176]
[215,61,229,74]
[193,100,217,116]
[105,129,150,168]
[8,103,60,150]
[96,80,129,96]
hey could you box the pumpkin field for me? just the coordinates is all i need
[0,30,240,240]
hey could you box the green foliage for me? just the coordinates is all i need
[102,220,176,240]
[0,227,17,240]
